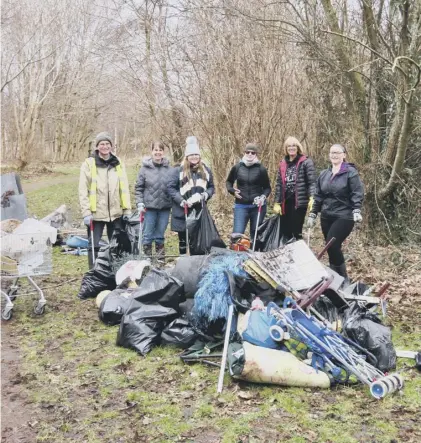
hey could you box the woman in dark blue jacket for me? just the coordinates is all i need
[167,136,215,255]
[308,144,364,282]
[226,143,271,242]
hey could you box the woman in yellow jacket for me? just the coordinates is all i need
[79,132,131,268]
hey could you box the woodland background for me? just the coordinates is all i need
[1,0,420,242]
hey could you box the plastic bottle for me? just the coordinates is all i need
[251,297,264,311]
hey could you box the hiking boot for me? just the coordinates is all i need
[143,244,152,258]
[156,244,165,263]
[330,263,350,288]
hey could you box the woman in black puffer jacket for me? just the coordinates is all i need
[226,143,271,242]
[307,144,364,283]
[273,136,316,240]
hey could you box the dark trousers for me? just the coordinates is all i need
[321,216,354,266]
[178,231,189,255]
[282,199,307,240]
[86,219,119,268]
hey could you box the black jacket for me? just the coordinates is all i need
[226,162,271,204]
[274,155,316,210]
[167,164,215,232]
[313,162,364,220]
[134,157,172,210]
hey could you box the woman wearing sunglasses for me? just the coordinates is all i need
[273,136,316,241]
[226,143,271,242]
[307,144,364,283]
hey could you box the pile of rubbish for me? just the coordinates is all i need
[78,228,405,399]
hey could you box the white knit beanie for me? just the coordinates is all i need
[184,136,200,158]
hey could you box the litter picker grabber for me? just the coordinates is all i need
[138,209,145,257]
[252,202,263,252]
[184,203,190,256]
[90,219,95,267]
[307,228,311,247]
[217,303,234,393]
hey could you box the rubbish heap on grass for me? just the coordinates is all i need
[74,226,405,399]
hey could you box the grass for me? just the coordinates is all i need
[2,163,421,442]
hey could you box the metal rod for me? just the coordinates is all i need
[252,203,263,252]
[217,304,234,393]
[316,237,336,260]
[184,203,190,256]
[90,219,95,267]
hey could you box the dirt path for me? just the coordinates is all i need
[22,174,78,193]
[1,324,36,443]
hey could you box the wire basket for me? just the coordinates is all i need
[1,231,53,278]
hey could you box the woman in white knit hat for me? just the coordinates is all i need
[167,136,215,255]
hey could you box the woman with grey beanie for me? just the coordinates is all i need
[79,132,131,269]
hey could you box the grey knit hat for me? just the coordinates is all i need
[244,143,261,154]
[184,136,200,157]
[95,132,113,148]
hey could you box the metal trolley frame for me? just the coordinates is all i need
[1,232,53,320]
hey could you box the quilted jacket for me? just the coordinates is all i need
[134,157,172,210]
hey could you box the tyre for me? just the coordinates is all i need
[34,304,45,315]
[269,325,285,342]
[2,309,13,321]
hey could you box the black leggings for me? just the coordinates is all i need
[321,216,354,266]
[282,199,307,240]
[178,231,188,255]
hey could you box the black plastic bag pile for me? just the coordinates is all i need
[117,269,198,355]
[77,217,139,299]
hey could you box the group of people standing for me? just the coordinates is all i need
[79,132,364,282]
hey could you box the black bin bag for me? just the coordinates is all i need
[78,246,116,299]
[256,214,284,252]
[342,302,396,372]
[99,289,134,325]
[189,205,226,255]
[116,269,185,355]
[161,318,198,349]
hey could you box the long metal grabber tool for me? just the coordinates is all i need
[252,202,263,252]
[90,219,95,267]
[138,209,145,257]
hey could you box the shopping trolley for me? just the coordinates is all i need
[1,231,53,320]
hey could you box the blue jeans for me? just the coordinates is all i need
[143,209,171,245]
[233,204,267,239]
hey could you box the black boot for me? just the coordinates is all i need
[179,240,187,256]
[143,244,152,258]
[156,244,165,263]
[330,263,350,288]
